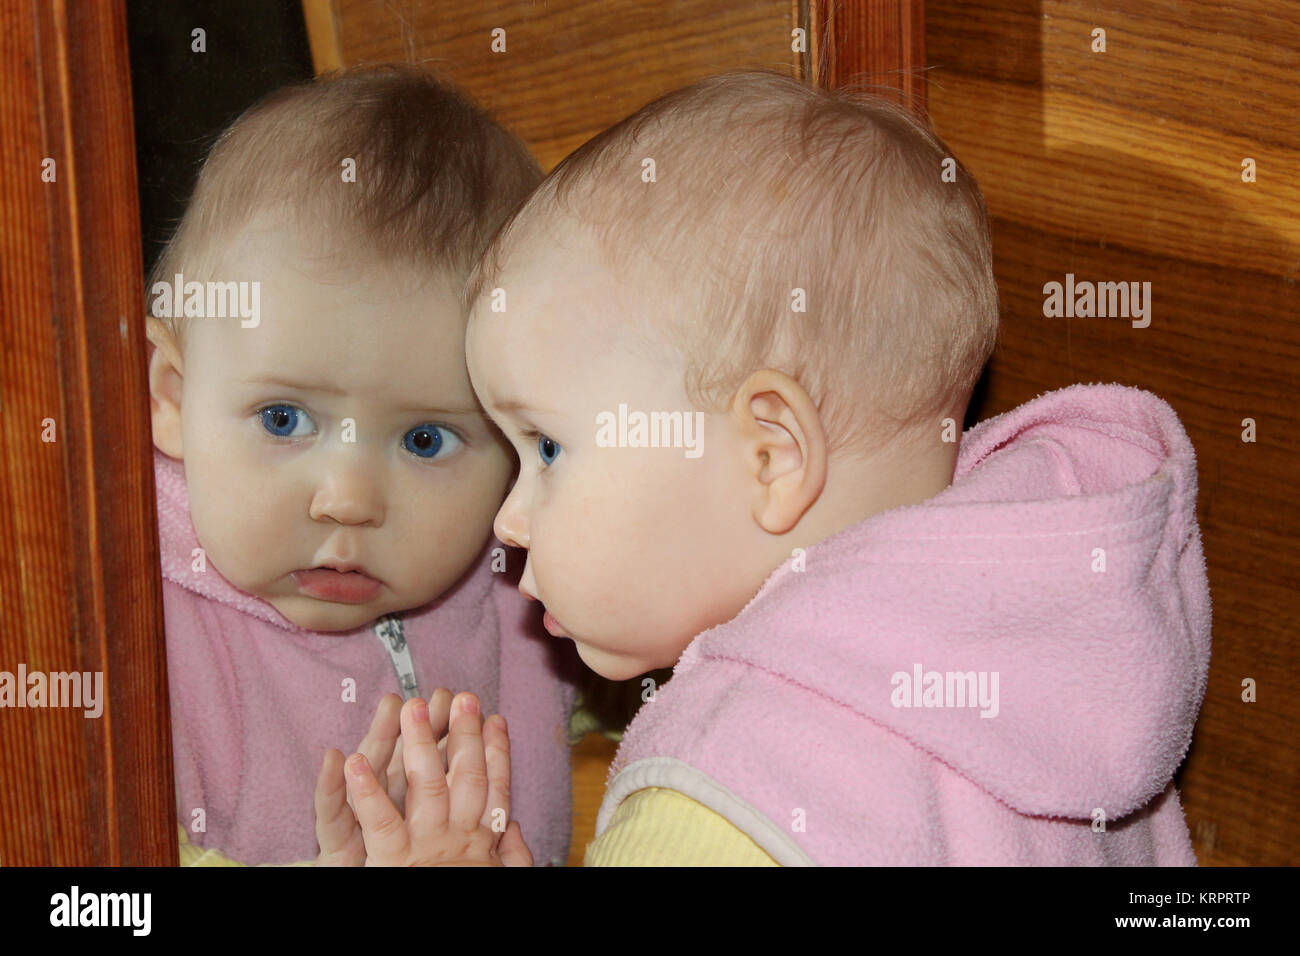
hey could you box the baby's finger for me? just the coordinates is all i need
[426,687,454,738]
[345,752,409,865]
[314,749,359,862]
[357,693,403,791]
[445,693,489,833]
[482,714,512,836]
[499,820,534,868]
[386,736,407,811]
[430,687,453,773]
[401,698,451,841]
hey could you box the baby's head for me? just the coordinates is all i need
[465,71,998,679]
[147,65,541,632]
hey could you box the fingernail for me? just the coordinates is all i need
[346,754,366,777]
[461,694,478,715]
[412,699,428,724]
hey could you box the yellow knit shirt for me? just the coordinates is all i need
[584,787,779,865]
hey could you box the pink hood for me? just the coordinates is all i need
[598,384,1211,864]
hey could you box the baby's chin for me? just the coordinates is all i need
[573,641,668,683]
[264,593,394,633]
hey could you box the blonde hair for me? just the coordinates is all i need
[468,70,998,454]
[149,64,541,351]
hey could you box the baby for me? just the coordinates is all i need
[144,65,578,866]
[335,70,1211,866]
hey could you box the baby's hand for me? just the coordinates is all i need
[346,693,533,867]
[315,689,454,866]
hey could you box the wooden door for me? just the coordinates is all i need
[0,0,175,866]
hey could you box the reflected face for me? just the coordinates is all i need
[465,222,773,680]
[172,224,513,632]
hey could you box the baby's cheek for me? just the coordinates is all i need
[398,495,495,587]
[210,510,277,585]
[188,465,288,588]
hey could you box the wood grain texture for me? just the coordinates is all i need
[0,0,175,865]
[928,0,1299,865]
[303,0,345,73]
[319,0,801,170]
[565,732,620,866]
[813,0,926,112]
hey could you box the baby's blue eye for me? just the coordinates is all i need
[404,425,461,459]
[538,434,561,466]
[259,404,314,438]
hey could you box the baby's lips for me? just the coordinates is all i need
[292,567,383,603]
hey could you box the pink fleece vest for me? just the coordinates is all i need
[155,449,578,865]
[597,384,1210,865]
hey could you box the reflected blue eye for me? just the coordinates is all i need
[259,404,314,437]
[404,424,461,459]
[538,434,561,466]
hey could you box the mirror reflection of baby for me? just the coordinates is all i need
[329,70,1210,866]
[145,65,578,866]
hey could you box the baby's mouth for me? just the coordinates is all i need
[542,608,569,638]
[292,566,382,604]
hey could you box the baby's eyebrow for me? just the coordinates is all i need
[242,376,480,416]
[393,401,482,416]
[491,397,550,415]
[243,375,345,395]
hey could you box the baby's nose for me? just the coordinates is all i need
[309,466,386,527]
[493,494,529,549]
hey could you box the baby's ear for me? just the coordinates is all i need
[730,369,828,535]
[145,316,185,459]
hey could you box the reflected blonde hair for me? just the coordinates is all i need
[149,64,541,351]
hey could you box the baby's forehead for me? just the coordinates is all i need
[216,218,434,284]
[471,257,625,350]
[182,227,473,391]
